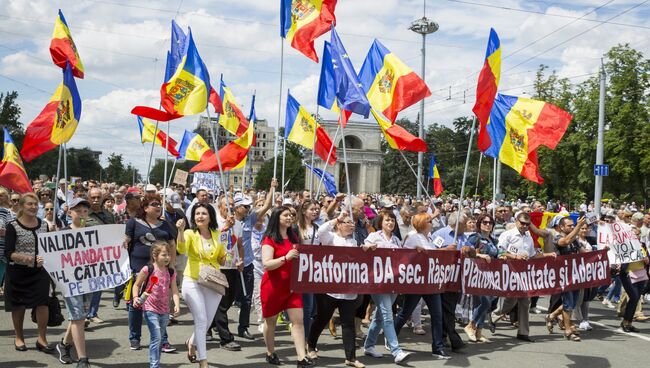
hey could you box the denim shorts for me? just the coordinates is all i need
[64,294,91,321]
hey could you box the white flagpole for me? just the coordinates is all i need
[54,145,63,216]
[165,159,177,189]
[339,112,354,217]
[492,157,497,217]
[314,124,340,199]
[398,150,434,203]
[273,39,285,180]
[309,107,319,193]
[475,152,483,197]
[63,143,69,203]
[454,116,477,242]
[206,109,230,211]
[162,121,170,217]
[281,136,287,192]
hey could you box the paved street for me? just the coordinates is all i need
[1,293,649,368]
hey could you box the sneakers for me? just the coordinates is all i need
[129,340,141,350]
[363,346,383,358]
[161,343,176,353]
[296,357,315,367]
[257,323,265,334]
[76,357,91,368]
[463,324,477,342]
[412,326,426,335]
[432,349,451,360]
[394,351,412,364]
[57,341,73,364]
[602,299,616,309]
[87,316,104,324]
[578,321,593,331]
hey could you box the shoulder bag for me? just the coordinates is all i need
[197,233,229,295]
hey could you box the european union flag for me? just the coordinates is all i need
[306,163,337,196]
[165,20,188,82]
[329,25,370,118]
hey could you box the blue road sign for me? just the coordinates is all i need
[594,164,609,176]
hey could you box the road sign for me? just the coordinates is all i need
[594,164,609,176]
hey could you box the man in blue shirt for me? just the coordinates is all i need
[431,211,472,352]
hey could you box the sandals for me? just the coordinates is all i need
[345,360,366,368]
[564,333,581,342]
[185,339,197,363]
[545,314,554,334]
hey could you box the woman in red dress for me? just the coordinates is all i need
[260,206,313,367]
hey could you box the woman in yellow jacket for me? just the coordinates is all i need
[176,203,228,368]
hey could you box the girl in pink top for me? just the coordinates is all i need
[133,242,180,368]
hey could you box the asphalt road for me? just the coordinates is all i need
[1,293,648,368]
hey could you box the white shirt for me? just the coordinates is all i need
[317,220,357,300]
[402,231,435,250]
[497,227,536,258]
[365,230,401,249]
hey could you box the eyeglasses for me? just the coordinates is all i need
[44,208,54,212]
[149,202,162,208]
[40,193,50,197]
[518,221,530,226]
[497,209,508,213]
[481,221,493,225]
[11,199,19,203]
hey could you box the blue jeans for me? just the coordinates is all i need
[144,311,169,368]
[607,275,622,302]
[129,303,169,344]
[86,291,102,318]
[0,259,6,286]
[302,293,315,339]
[394,293,444,351]
[561,290,580,311]
[471,295,497,328]
[364,294,402,357]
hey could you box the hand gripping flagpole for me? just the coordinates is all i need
[314,124,340,199]
[273,38,285,182]
[454,116,476,242]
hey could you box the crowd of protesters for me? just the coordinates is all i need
[0,177,649,367]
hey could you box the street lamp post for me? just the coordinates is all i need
[410,15,438,199]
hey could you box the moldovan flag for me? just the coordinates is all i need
[370,109,426,152]
[191,124,256,172]
[317,41,351,126]
[428,155,443,196]
[137,117,179,157]
[218,80,249,137]
[160,29,211,117]
[474,28,501,152]
[359,39,431,122]
[177,130,213,162]
[285,92,336,165]
[0,128,32,193]
[21,63,81,162]
[50,9,84,79]
[530,211,565,250]
[280,0,337,62]
[483,94,572,184]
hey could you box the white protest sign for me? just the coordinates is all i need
[38,224,131,297]
[191,172,222,194]
[597,222,645,265]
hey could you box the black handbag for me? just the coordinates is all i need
[32,287,65,327]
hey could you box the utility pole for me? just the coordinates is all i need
[594,59,606,216]
[409,1,438,199]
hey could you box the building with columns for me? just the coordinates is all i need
[305,119,383,194]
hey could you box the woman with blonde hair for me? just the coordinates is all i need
[4,193,52,352]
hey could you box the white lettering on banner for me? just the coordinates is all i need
[297,254,369,284]
[39,224,131,297]
[598,222,645,265]
[428,257,461,289]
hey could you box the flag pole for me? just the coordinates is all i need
[314,124,340,199]
[492,157,497,217]
[281,135,287,192]
[206,109,230,213]
[474,152,483,197]
[54,145,62,216]
[145,119,160,185]
[165,159,177,189]
[454,116,476,242]
[339,111,354,217]
[309,106,320,194]
[398,150,433,202]
[162,121,170,217]
[63,143,69,203]
[273,38,285,181]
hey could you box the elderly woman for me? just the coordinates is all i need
[394,213,449,359]
[308,211,364,368]
[4,193,52,352]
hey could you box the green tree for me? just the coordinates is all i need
[0,91,23,136]
[149,159,193,186]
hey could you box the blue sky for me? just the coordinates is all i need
[1,0,648,175]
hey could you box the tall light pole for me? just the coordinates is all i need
[410,6,438,199]
[594,59,606,216]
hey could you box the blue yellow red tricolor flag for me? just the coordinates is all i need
[0,128,32,193]
[370,109,426,152]
[280,0,337,62]
[218,79,249,137]
[428,155,443,196]
[474,28,501,152]
[483,93,572,184]
[285,91,336,165]
[137,117,179,157]
[359,39,431,122]
[50,9,84,79]
[21,63,82,162]
[191,123,256,173]
[177,130,213,162]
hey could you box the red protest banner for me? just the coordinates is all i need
[462,249,611,297]
[291,245,462,295]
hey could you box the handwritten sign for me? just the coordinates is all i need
[39,224,131,297]
[598,222,645,265]
[173,169,188,186]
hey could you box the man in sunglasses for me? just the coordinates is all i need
[493,212,557,342]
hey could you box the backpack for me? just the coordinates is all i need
[138,263,174,297]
